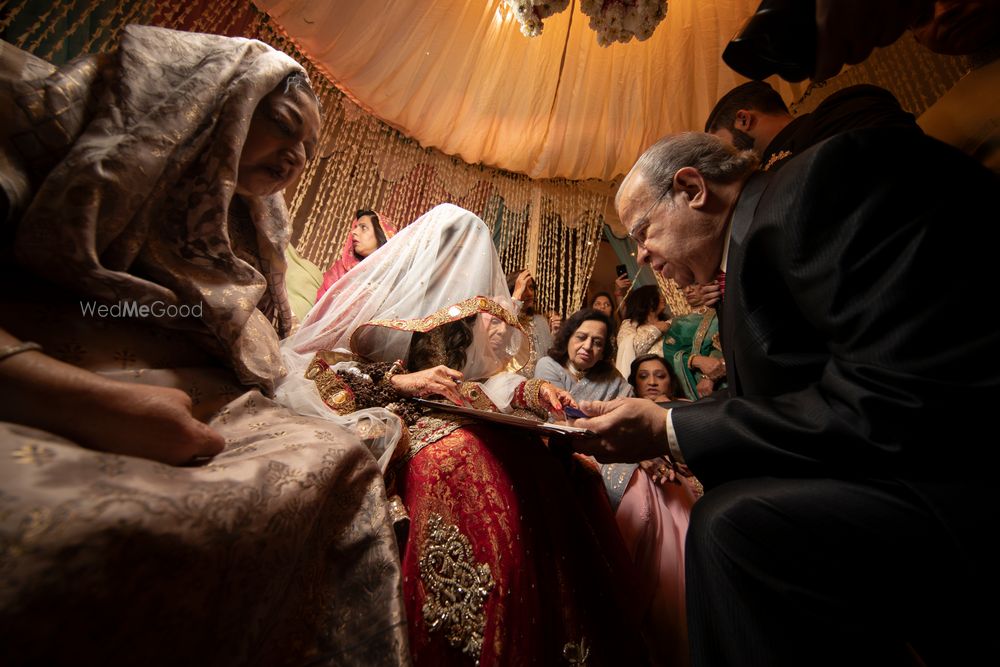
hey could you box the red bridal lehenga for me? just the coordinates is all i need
[278,204,649,665]
[395,422,645,665]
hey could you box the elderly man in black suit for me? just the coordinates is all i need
[573,129,1000,666]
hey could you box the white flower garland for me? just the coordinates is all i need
[505,0,571,38]
[504,0,668,46]
[581,0,668,46]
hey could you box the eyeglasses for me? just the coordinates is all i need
[627,186,671,247]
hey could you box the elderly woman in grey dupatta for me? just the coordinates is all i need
[534,308,632,402]
[0,26,407,666]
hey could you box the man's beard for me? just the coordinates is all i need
[730,127,756,152]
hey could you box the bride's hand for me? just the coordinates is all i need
[539,382,578,415]
[390,365,465,405]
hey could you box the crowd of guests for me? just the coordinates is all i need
[2,1,998,664]
[0,26,695,665]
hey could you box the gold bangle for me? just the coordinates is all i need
[306,355,357,414]
[519,378,548,417]
[0,341,42,363]
[382,359,406,388]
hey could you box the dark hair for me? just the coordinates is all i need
[628,353,678,400]
[704,81,790,133]
[589,291,618,353]
[353,209,388,259]
[548,308,613,375]
[408,315,475,371]
[590,291,616,313]
[623,285,665,324]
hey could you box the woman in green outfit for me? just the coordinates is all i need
[661,304,726,400]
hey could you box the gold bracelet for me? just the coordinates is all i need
[519,378,548,417]
[382,359,406,388]
[0,341,42,363]
[305,355,357,414]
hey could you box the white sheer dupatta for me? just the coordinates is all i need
[276,204,529,466]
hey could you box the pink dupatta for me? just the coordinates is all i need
[315,212,397,300]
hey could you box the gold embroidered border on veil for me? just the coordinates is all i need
[350,295,526,369]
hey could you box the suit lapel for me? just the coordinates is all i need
[722,171,769,396]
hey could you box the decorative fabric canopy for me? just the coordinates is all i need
[255,0,804,181]
[3,0,968,317]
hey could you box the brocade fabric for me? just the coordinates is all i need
[0,392,409,666]
[0,27,409,666]
[397,424,648,665]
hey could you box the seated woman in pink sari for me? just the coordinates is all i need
[315,209,396,300]
[621,353,701,667]
[279,204,647,665]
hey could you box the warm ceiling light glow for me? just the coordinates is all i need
[492,4,509,30]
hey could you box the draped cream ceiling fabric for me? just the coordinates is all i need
[255,0,803,181]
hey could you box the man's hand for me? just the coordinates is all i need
[683,281,722,309]
[571,397,671,462]
[391,365,465,405]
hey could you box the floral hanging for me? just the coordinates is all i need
[581,0,668,46]
[504,0,668,46]
[505,0,570,37]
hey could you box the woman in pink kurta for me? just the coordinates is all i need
[315,209,396,300]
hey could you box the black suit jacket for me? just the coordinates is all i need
[671,128,1000,494]
[761,84,918,171]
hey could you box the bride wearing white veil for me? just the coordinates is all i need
[277,204,647,665]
